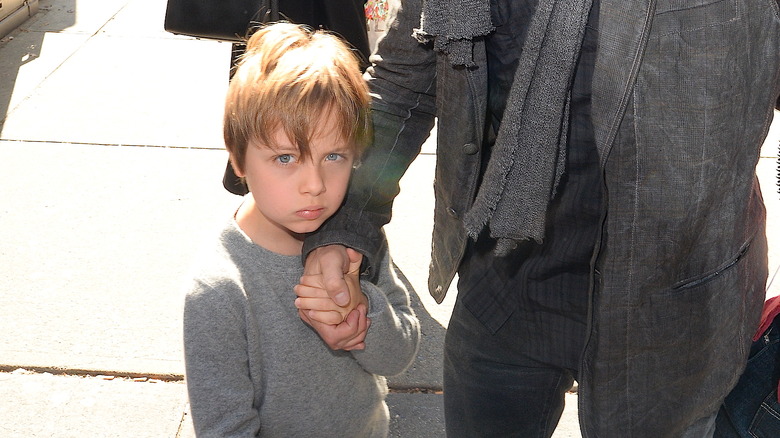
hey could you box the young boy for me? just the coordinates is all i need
[183,23,420,437]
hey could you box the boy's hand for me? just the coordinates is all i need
[294,280,346,324]
[298,304,370,351]
[303,245,356,308]
[301,246,364,318]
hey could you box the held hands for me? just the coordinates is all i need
[302,245,357,308]
[295,246,370,350]
[296,247,366,323]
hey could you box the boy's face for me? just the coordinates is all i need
[233,113,355,252]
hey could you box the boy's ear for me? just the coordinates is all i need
[229,155,245,178]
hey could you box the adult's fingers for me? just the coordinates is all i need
[303,245,351,306]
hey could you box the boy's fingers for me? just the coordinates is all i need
[353,305,370,341]
[294,296,341,311]
[294,293,349,322]
[305,309,344,325]
[356,304,370,333]
[298,309,361,350]
[337,306,370,350]
[341,341,365,351]
[343,306,360,327]
[328,310,366,349]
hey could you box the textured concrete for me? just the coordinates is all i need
[0,369,187,438]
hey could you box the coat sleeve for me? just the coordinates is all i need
[183,280,261,438]
[303,0,438,271]
[351,236,421,376]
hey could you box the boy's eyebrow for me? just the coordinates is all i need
[330,145,354,153]
[269,143,300,153]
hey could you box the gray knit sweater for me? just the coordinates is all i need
[183,219,420,437]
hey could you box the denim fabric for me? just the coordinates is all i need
[443,296,576,438]
[715,316,780,438]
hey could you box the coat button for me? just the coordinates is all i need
[446,207,459,218]
[462,142,479,155]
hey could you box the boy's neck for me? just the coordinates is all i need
[234,195,304,256]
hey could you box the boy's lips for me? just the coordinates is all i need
[296,207,325,220]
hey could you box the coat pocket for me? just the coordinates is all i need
[671,240,751,291]
[652,0,738,36]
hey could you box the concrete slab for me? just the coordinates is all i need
[553,393,582,438]
[0,141,237,375]
[0,30,91,120]
[24,0,128,35]
[96,0,193,39]
[387,392,445,438]
[0,369,187,438]
[0,33,229,148]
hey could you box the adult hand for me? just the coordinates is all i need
[298,303,370,351]
[296,251,367,323]
[303,245,362,308]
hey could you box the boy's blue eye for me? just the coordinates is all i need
[277,154,294,164]
[325,153,341,161]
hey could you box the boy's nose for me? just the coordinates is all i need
[300,164,326,195]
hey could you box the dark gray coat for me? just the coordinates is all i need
[306,0,780,435]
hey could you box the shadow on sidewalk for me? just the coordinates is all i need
[0,0,74,131]
[388,263,446,391]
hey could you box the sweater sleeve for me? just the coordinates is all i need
[351,242,421,377]
[183,279,261,438]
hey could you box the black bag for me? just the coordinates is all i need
[164,0,279,42]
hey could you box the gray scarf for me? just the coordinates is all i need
[416,0,593,254]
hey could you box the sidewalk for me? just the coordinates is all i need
[0,1,777,437]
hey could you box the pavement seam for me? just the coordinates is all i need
[0,365,184,382]
[0,138,223,150]
[1,365,445,394]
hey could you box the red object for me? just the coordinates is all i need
[754,295,780,342]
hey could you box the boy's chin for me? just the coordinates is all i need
[289,221,326,236]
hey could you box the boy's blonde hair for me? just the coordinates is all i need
[224,22,371,173]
